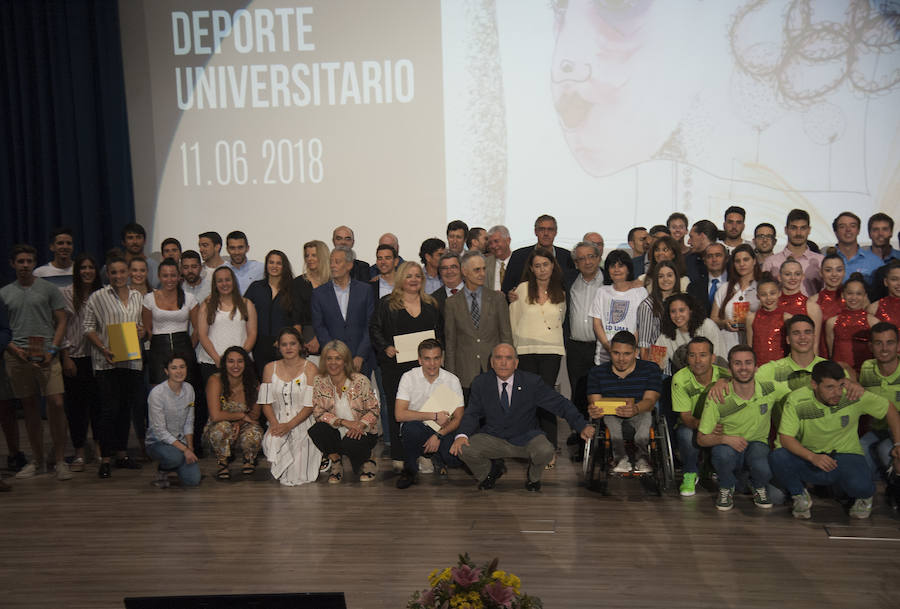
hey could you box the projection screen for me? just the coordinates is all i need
[118,0,900,262]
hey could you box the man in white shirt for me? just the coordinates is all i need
[224,230,264,295]
[179,250,210,302]
[394,339,465,488]
[33,227,74,288]
[566,241,605,424]
[485,225,512,291]
[198,231,227,271]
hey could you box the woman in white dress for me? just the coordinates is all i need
[258,327,322,486]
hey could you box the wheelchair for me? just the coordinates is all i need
[582,407,676,496]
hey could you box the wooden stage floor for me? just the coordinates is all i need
[2,440,899,608]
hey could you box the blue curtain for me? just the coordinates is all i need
[0,0,133,282]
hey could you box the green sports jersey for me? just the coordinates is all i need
[778,386,890,455]
[756,355,833,431]
[671,365,729,419]
[858,359,900,432]
[698,379,789,443]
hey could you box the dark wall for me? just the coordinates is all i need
[0,0,134,283]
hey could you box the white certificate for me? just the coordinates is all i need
[418,383,462,432]
[393,329,436,363]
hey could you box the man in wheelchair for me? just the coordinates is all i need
[586,331,661,474]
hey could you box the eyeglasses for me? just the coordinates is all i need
[754,234,775,241]
[574,254,599,263]
[439,264,460,272]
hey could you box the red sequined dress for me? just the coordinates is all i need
[875,295,900,327]
[779,292,808,317]
[831,308,870,372]
[816,289,844,357]
[751,307,786,366]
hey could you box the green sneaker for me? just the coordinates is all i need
[752,487,773,509]
[791,489,812,519]
[849,497,873,519]
[715,487,734,511]
[679,472,699,497]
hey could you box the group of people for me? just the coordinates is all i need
[2,208,899,522]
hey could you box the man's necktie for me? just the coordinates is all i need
[708,278,719,306]
[500,382,509,410]
[471,293,480,328]
[450,288,458,295]
[499,261,506,284]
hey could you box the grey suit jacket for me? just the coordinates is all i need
[484,254,508,291]
[444,287,513,388]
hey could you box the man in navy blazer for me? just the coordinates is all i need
[311,246,376,376]
[450,343,594,491]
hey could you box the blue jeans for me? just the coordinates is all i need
[860,430,893,480]
[712,442,785,504]
[147,442,201,487]
[675,425,699,474]
[769,448,873,499]
[399,421,461,473]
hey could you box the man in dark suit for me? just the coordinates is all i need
[429,252,464,314]
[332,225,370,282]
[311,246,376,375]
[687,242,728,317]
[501,214,575,294]
[628,226,649,277]
[444,251,513,399]
[684,219,719,285]
[450,343,594,491]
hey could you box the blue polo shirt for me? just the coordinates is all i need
[837,246,883,284]
[586,359,662,401]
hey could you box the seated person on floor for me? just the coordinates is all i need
[586,331,662,475]
[770,360,900,520]
[395,339,465,489]
[450,343,594,492]
[858,322,900,480]
[697,345,789,511]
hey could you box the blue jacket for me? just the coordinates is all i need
[459,369,587,446]
[311,279,376,375]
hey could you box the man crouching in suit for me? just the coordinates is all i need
[450,343,595,492]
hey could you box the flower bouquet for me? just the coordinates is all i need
[407,554,542,609]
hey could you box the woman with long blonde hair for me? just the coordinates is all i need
[368,260,442,469]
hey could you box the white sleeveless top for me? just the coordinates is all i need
[143,291,198,335]
[197,306,248,364]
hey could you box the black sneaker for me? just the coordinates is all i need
[98,463,112,479]
[396,470,417,490]
[7,451,26,471]
[115,457,142,470]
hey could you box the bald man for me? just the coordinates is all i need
[333,226,371,281]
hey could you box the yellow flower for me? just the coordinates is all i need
[428,567,452,587]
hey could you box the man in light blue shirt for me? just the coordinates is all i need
[833,211,883,284]
[224,230,264,295]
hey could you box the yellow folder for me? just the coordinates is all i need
[107,322,142,362]
[592,398,628,416]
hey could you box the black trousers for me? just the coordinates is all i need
[63,356,100,449]
[380,360,418,461]
[308,422,378,473]
[95,368,143,458]
[566,340,596,417]
[147,332,195,384]
[517,353,562,449]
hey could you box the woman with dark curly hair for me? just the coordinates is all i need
[589,249,647,365]
[654,293,725,375]
[204,346,263,480]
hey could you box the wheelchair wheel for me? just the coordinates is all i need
[582,420,608,494]
[655,413,677,494]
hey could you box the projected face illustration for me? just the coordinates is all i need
[551,0,698,176]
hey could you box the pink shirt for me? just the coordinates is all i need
[761,247,824,296]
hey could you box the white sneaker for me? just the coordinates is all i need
[56,462,73,481]
[612,457,632,473]
[634,458,652,474]
[15,463,38,479]
[391,460,404,473]
[417,456,434,474]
